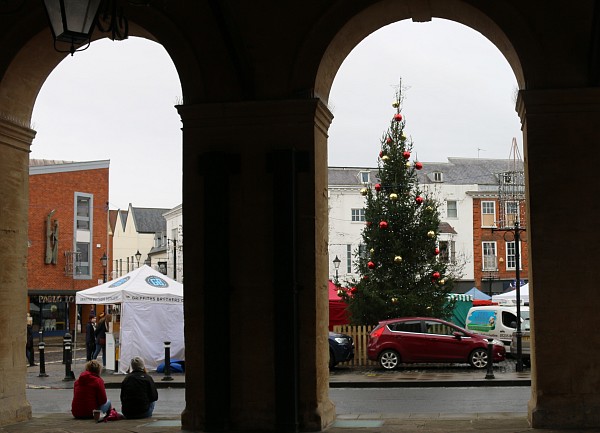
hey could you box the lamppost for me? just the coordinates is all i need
[135,250,142,268]
[100,253,107,283]
[332,255,341,286]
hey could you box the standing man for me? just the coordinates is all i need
[26,314,35,366]
[86,314,96,362]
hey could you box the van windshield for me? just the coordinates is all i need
[520,311,530,330]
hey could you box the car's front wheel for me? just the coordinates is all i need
[469,348,488,369]
[378,349,400,370]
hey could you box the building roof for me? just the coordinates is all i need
[132,207,170,234]
[29,158,110,175]
[328,158,524,187]
[439,222,458,235]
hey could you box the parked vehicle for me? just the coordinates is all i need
[465,305,530,349]
[328,331,355,368]
[367,317,505,370]
[511,330,531,367]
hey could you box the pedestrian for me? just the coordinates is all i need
[85,314,96,361]
[93,313,110,366]
[71,360,111,421]
[26,314,35,367]
[120,356,158,419]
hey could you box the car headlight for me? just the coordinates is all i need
[491,339,504,347]
[334,337,347,344]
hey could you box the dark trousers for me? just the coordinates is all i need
[86,342,96,361]
[26,346,35,366]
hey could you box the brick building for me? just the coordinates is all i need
[27,159,110,335]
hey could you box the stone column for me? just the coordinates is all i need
[518,88,600,429]
[0,117,35,425]
[178,99,334,432]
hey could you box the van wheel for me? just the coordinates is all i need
[469,348,488,369]
[379,349,400,370]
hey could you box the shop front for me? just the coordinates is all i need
[28,292,78,336]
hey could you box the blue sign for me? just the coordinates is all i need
[145,275,169,288]
[109,276,130,288]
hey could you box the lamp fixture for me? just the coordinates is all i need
[135,249,142,267]
[43,0,140,56]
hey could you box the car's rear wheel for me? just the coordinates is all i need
[469,348,488,369]
[378,349,400,370]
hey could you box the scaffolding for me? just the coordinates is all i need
[497,137,526,229]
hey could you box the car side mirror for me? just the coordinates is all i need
[510,321,517,328]
[453,332,462,339]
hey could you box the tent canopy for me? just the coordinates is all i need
[464,287,491,300]
[76,265,184,373]
[328,280,350,330]
[492,283,529,304]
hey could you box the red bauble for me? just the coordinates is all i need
[386,137,392,144]
[394,113,403,122]
[415,161,423,170]
[375,183,382,191]
[368,261,375,269]
[366,221,372,227]
[350,287,357,294]
[363,275,369,280]
[415,196,423,205]
[403,151,411,159]
[379,150,384,158]
[379,221,388,229]
[432,271,441,279]
[434,247,440,255]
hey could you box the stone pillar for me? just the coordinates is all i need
[178,99,334,432]
[0,117,35,425]
[518,88,600,429]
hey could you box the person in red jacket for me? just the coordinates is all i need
[71,360,111,420]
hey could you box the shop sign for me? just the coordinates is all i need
[31,295,76,303]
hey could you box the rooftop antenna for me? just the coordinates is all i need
[478,148,485,158]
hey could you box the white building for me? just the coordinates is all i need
[163,204,183,283]
[328,159,522,292]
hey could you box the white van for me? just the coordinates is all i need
[465,305,530,350]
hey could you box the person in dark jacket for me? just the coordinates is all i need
[85,314,96,361]
[26,315,35,366]
[120,356,158,419]
[71,360,111,419]
[93,313,110,366]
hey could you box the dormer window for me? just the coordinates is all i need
[360,171,370,184]
[433,172,443,182]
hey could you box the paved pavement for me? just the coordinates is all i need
[5,356,582,432]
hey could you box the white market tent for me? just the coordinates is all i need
[76,265,184,374]
[492,283,529,305]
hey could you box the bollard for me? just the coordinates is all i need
[485,338,495,380]
[37,341,48,377]
[63,333,75,381]
[162,341,173,381]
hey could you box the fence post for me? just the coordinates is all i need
[63,333,75,381]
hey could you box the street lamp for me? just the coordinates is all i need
[43,0,102,55]
[332,255,341,286]
[100,253,108,283]
[135,250,142,268]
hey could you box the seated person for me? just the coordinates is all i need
[71,360,111,420]
[120,356,159,419]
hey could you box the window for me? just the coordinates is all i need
[359,171,370,183]
[481,201,496,227]
[358,243,367,259]
[346,244,352,273]
[506,241,522,270]
[425,320,459,336]
[482,242,497,270]
[433,172,443,182]
[74,192,93,279]
[505,201,520,227]
[351,208,366,222]
[388,320,422,333]
[438,240,456,264]
[446,200,457,218]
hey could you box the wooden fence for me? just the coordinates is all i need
[333,324,377,367]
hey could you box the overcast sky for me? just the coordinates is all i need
[30,18,522,210]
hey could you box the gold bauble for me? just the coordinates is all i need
[382,155,390,161]
[439,279,446,285]
[426,206,433,211]
[406,162,411,167]
[394,256,402,263]
[360,187,368,196]
[401,132,406,140]
[337,289,344,296]
[391,297,398,304]
[392,101,399,108]
[389,193,398,201]
[427,230,435,238]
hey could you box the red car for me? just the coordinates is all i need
[367,317,506,370]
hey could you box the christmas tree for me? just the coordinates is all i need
[342,85,454,325]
